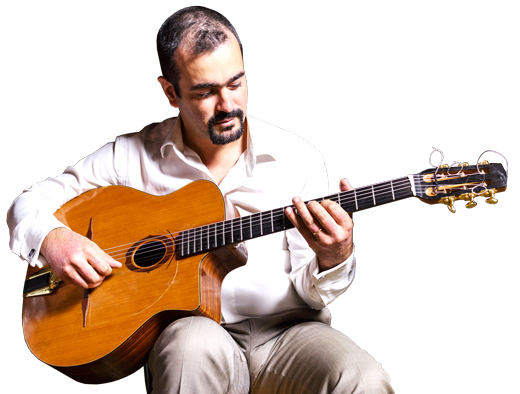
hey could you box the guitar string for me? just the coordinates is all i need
[103,173,485,262]
[104,177,445,261]
[104,179,416,261]
[105,177,412,254]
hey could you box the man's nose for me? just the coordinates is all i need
[216,89,234,113]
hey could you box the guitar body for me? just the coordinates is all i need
[22,180,247,384]
[20,161,508,384]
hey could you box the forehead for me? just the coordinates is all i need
[175,35,244,89]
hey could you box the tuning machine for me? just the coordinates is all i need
[440,196,457,213]
[482,189,498,204]
[439,188,499,213]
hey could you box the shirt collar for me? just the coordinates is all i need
[159,114,277,175]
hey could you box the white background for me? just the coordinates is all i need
[1,1,518,393]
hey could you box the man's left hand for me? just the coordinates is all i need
[285,178,354,272]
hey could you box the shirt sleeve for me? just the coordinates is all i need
[287,145,356,309]
[6,142,119,267]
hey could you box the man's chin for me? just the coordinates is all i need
[209,124,244,145]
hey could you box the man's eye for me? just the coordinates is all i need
[229,82,241,90]
[197,91,212,98]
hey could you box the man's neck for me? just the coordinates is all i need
[181,118,248,185]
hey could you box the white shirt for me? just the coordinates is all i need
[7,115,356,323]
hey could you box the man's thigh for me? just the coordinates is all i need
[251,321,394,394]
[148,316,249,394]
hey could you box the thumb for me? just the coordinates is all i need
[340,178,353,192]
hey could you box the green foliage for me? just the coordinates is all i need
[7,6,181,204]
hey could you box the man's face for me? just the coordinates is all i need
[172,35,247,145]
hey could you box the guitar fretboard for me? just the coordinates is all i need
[177,176,414,258]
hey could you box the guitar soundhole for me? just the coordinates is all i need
[125,235,175,273]
[134,241,166,268]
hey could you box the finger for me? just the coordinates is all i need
[107,255,123,268]
[285,206,315,240]
[291,197,323,234]
[60,263,93,289]
[305,200,337,234]
[320,199,353,229]
[89,243,121,274]
[73,256,105,285]
[340,178,353,192]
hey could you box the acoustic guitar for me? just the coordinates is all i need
[22,161,507,384]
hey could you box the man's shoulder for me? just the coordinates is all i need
[116,117,177,144]
[247,115,322,159]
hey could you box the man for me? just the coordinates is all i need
[8,6,393,394]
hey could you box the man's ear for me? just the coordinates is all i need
[158,76,179,108]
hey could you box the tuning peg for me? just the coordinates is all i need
[484,189,498,204]
[439,196,457,213]
[465,192,477,209]
[448,204,457,213]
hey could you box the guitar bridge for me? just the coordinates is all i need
[23,266,62,298]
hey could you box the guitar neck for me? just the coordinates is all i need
[177,176,414,258]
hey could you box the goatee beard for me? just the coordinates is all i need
[207,108,245,145]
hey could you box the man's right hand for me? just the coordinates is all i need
[40,227,122,289]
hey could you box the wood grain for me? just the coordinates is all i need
[22,180,247,383]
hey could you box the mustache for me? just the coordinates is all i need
[208,108,244,125]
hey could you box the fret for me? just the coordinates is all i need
[373,183,394,206]
[272,208,286,232]
[189,228,195,254]
[199,226,205,252]
[242,215,251,240]
[194,227,201,252]
[251,213,262,238]
[216,222,224,247]
[207,223,216,249]
[262,211,272,235]
[232,218,242,243]
[181,231,185,257]
[224,220,232,245]
[176,175,415,258]
[394,178,413,200]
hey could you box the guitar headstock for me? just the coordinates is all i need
[413,161,508,212]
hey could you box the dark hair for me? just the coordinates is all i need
[157,6,243,97]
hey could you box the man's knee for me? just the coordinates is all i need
[151,316,230,363]
[148,316,249,394]
[331,348,394,394]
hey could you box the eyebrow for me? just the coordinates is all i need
[190,71,245,91]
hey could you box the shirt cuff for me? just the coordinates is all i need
[310,246,357,306]
[22,215,69,268]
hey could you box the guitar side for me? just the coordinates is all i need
[22,180,247,384]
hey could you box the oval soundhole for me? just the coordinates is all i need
[125,235,175,273]
[134,241,166,268]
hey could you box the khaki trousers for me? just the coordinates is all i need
[148,309,393,394]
